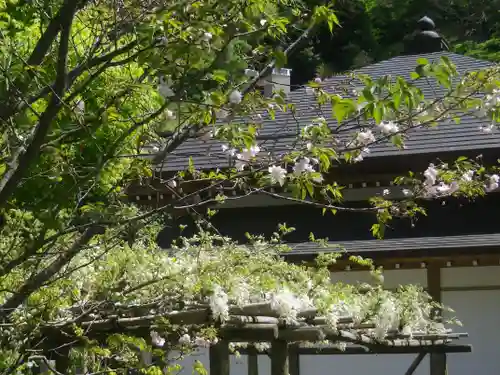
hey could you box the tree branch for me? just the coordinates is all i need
[0,0,78,208]
[0,0,88,126]
[159,20,318,161]
[0,226,103,320]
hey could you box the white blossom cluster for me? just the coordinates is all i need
[60,235,446,351]
[420,163,499,198]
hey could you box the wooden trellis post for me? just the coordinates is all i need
[247,346,259,375]
[288,344,300,375]
[210,340,230,375]
[271,340,289,375]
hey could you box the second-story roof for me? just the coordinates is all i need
[161,52,498,172]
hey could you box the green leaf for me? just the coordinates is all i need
[416,57,429,66]
[274,49,287,68]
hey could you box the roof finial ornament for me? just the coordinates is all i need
[417,16,436,31]
[404,16,449,54]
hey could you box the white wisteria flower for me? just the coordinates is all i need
[485,174,500,192]
[179,333,191,345]
[229,90,243,104]
[150,331,165,347]
[166,109,176,120]
[268,165,287,186]
[423,164,438,186]
[377,120,399,134]
[210,285,230,321]
[202,32,212,42]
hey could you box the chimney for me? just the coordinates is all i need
[244,68,292,97]
[404,16,449,54]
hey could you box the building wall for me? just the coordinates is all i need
[171,267,500,375]
[441,266,500,375]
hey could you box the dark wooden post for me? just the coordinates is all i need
[430,352,447,375]
[248,346,259,375]
[427,263,447,375]
[210,340,230,375]
[288,344,300,375]
[271,340,289,375]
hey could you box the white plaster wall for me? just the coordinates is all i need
[441,266,500,375]
[443,290,500,375]
[442,265,500,288]
[330,269,427,289]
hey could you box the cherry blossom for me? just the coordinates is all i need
[235,145,260,170]
[354,147,370,162]
[268,165,287,186]
[221,144,237,157]
[229,90,242,104]
[293,157,314,175]
[355,130,376,146]
[377,120,399,134]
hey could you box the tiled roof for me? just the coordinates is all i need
[162,52,498,172]
[285,233,500,256]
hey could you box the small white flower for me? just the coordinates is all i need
[167,180,177,189]
[202,32,212,42]
[461,170,474,182]
[377,120,399,134]
[179,333,191,345]
[151,331,166,347]
[210,285,230,321]
[423,164,438,186]
[75,100,85,114]
[402,188,411,196]
[236,145,260,169]
[222,144,236,157]
[260,19,267,26]
[480,123,495,133]
[293,157,314,175]
[254,342,271,352]
[306,142,313,151]
[269,165,287,186]
[485,174,499,192]
[383,188,390,196]
[355,130,376,145]
[166,109,176,120]
[195,336,211,348]
[229,90,242,104]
